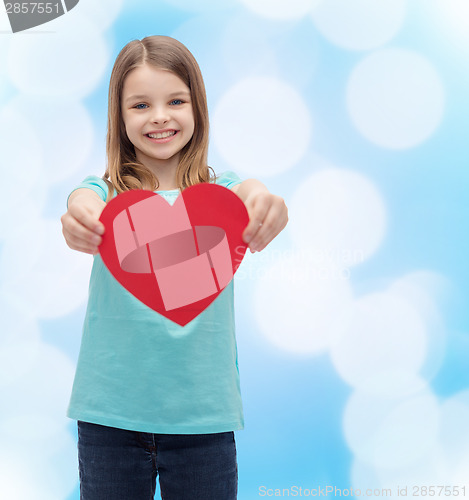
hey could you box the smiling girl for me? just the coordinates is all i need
[61,35,288,500]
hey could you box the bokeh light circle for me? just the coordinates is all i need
[163,0,237,12]
[330,292,427,390]
[212,77,312,176]
[7,11,109,98]
[289,168,386,267]
[311,0,406,51]
[0,104,46,243]
[58,0,124,31]
[438,390,469,470]
[344,385,439,468]
[240,0,323,20]
[2,95,94,184]
[347,49,445,149]
[433,0,469,49]
[221,11,319,87]
[253,251,353,354]
[0,218,92,318]
[388,271,449,381]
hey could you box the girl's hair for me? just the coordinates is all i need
[103,35,214,200]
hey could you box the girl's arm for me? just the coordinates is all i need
[231,179,288,253]
[61,189,106,255]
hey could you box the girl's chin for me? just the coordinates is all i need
[136,151,181,166]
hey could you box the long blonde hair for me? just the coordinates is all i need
[103,35,214,200]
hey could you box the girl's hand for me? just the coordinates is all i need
[61,189,106,255]
[241,190,289,253]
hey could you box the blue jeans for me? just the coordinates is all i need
[77,421,238,500]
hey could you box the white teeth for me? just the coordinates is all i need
[148,131,176,139]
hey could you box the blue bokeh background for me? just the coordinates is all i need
[0,0,468,498]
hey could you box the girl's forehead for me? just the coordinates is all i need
[123,65,188,91]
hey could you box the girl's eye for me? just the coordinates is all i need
[170,99,184,105]
[134,103,148,109]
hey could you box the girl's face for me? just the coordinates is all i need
[121,64,195,174]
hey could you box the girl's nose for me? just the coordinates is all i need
[151,106,170,124]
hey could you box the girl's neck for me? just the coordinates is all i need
[138,152,180,191]
[155,183,179,191]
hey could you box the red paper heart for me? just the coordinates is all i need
[98,183,249,326]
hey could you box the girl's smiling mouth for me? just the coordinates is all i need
[146,129,179,142]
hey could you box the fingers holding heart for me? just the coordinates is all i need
[243,218,267,253]
[61,203,105,254]
[62,215,102,254]
[242,195,267,251]
[248,214,281,252]
[242,192,288,252]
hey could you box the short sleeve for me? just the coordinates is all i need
[214,171,243,190]
[67,175,110,207]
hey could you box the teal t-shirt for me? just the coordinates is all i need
[67,172,245,434]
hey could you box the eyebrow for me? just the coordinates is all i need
[125,91,191,102]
